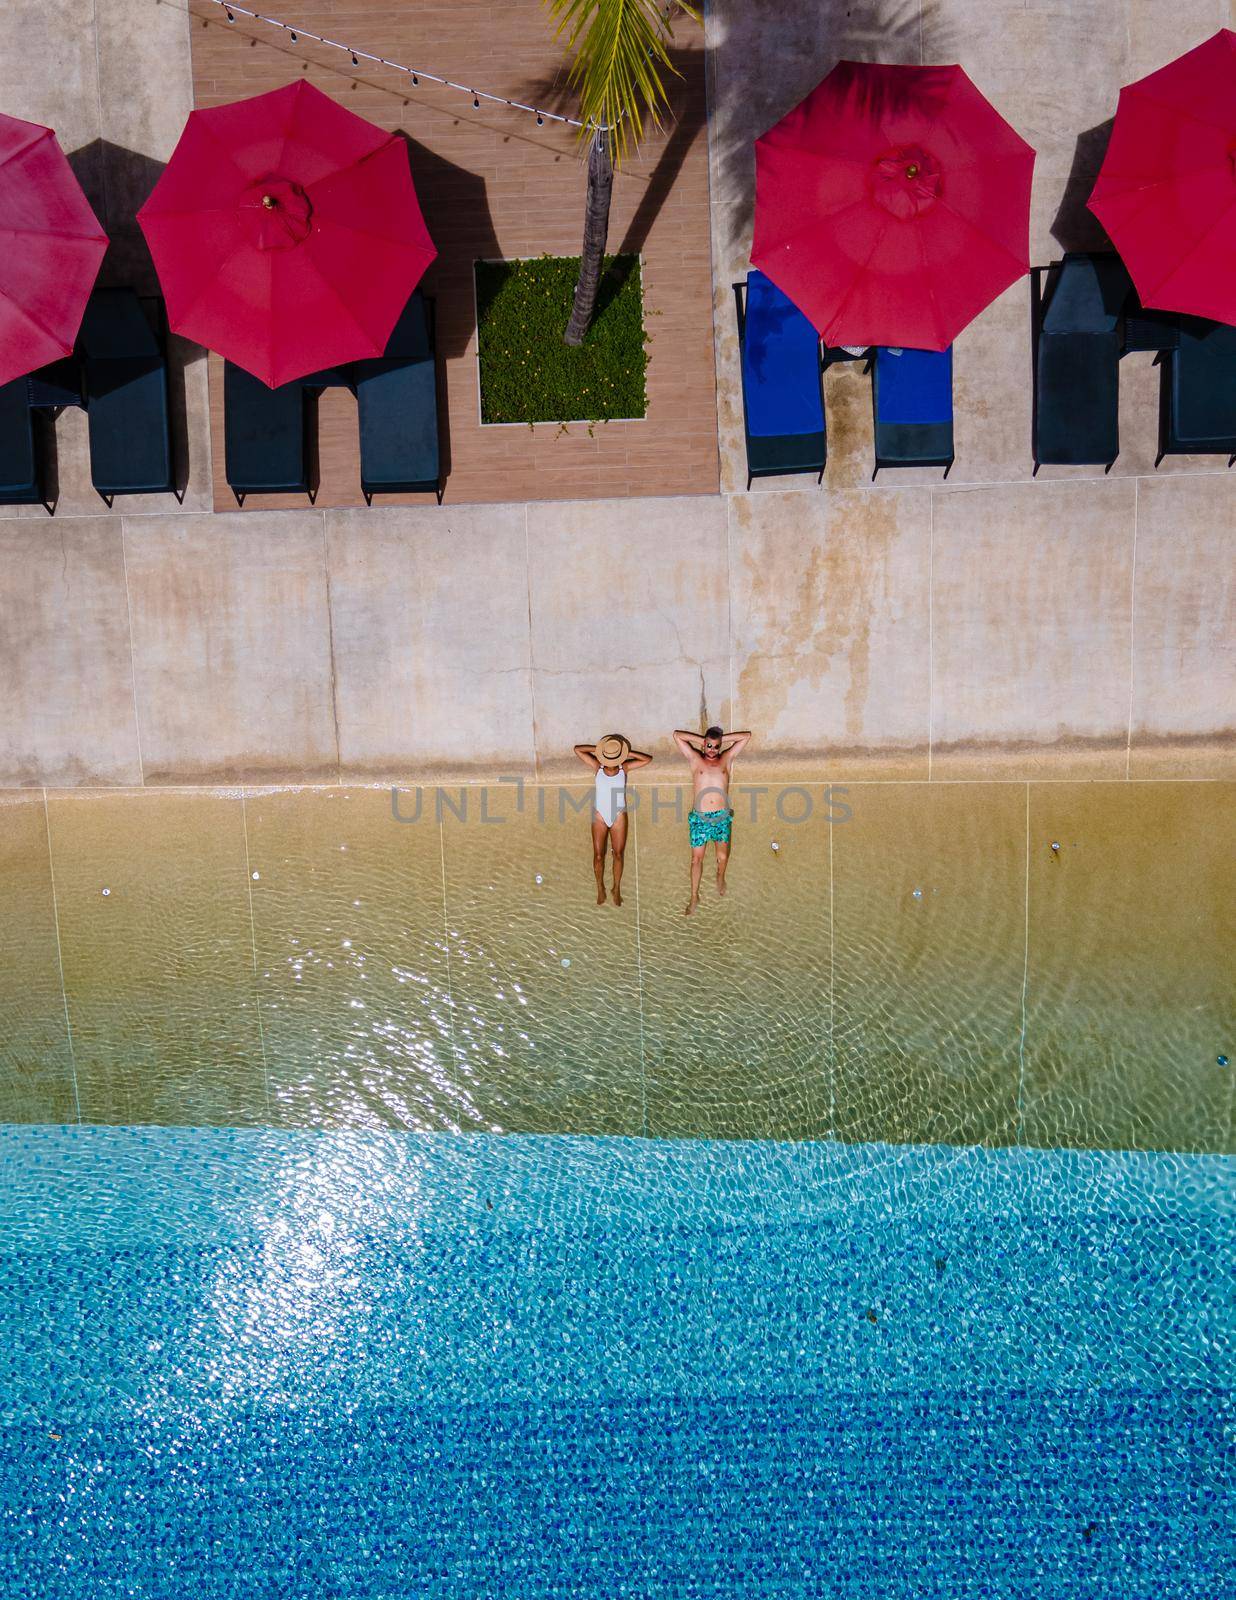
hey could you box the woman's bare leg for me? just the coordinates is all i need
[591,813,610,904]
[609,811,628,905]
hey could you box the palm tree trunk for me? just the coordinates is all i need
[564,129,614,347]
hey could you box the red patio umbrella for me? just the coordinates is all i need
[752,62,1035,351]
[138,80,436,388]
[1088,30,1236,325]
[0,114,107,388]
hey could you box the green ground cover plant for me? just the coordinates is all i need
[475,255,648,424]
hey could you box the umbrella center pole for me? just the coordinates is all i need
[873,146,941,218]
[241,175,314,249]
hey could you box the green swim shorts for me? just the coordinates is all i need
[688,808,732,848]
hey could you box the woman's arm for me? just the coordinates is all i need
[623,750,654,769]
[573,743,600,771]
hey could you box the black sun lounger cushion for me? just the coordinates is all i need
[1159,320,1236,459]
[224,360,309,499]
[1034,254,1130,468]
[80,290,173,500]
[0,379,41,504]
[355,291,440,500]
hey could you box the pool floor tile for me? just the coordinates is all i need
[244,786,461,1130]
[441,789,644,1135]
[638,783,831,1139]
[831,783,1025,1147]
[1021,782,1236,1153]
[0,794,78,1123]
[44,790,267,1126]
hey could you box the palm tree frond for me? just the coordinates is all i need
[543,0,701,166]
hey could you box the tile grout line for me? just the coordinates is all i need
[1015,781,1031,1143]
[1125,478,1139,781]
[88,0,110,232]
[827,805,836,1138]
[927,491,935,782]
[437,820,461,1081]
[631,809,649,1138]
[118,519,146,785]
[238,789,272,1115]
[523,503,541,782]
[41,789,82,1124]
[725,497,736,721]
[319,511,343,784]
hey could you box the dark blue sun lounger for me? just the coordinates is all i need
[1032,253,1131,472]
[871,345,954,478]
[224,361,312,505]
[80,288,174,504]
[1157,320,1236,466]
[735,270,826,489]
[355,290,442,503]
[0,379,46,508]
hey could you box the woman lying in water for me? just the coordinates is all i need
[572,734,652,906]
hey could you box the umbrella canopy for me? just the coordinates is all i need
[0,114,107,388]
[138,80,436,387]
[1088,30,1236,325]
[752,62,1035,351]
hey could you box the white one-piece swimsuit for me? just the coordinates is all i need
[594,765,627,827]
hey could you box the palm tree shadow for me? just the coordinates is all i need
[712,0,958,254]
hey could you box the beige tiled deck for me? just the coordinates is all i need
[0,0,1231,788]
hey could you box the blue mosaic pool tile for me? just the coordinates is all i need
[0,1129,1231,1598]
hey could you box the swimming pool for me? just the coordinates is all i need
[2,1129,1231,1596]
[1,779,1232,1595]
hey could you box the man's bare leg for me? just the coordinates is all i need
[591,813,609,905]
[715,839,730,897]
[685,844,705,916]
[609,812,628,906]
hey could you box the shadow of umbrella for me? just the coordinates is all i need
[393,134,503,487]
[396,132,501,364]
[1051,120,1115,254]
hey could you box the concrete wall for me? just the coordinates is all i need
[1,481,1232,787]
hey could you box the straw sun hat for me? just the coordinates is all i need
[594,734,631,768]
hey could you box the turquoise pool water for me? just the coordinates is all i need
[2,1128,1232,1596]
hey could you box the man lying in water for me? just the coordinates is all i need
[672,725,752,916]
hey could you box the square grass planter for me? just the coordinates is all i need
[475,255,649,425]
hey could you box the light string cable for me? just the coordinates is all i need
[204,0,609,130]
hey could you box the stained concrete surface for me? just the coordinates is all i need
[0,1,1232,786]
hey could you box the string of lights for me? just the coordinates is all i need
[203,0,607,131]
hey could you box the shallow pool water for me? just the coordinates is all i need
[1,781,1233,1148]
